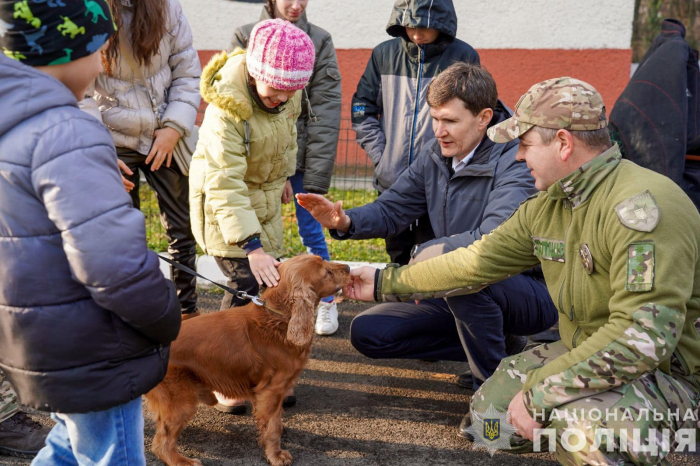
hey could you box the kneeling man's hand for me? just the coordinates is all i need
[343,266,377,302]
[296,193,351,231]
[508,390,543,441]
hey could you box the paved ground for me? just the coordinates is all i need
[2,292,697,465]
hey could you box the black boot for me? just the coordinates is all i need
[457,412,473,441]
[455,372,473,390]
[0,412,50,457]
[504,334,528,356]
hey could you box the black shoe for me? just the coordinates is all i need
[0,412,50,458]
[505,334,528,356]
[457,412,474,441]
[282,395,296,408]
[215,403,247,415]
[455,372,473,390]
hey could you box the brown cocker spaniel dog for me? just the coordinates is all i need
[145,255,351,466]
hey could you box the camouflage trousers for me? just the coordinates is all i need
[0,370,19,423]
[471,341,699,465]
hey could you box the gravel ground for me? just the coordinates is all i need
[2,292,697,465]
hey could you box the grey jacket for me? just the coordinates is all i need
[0,55,181,414]
[351,0,479,192]
[82,0,201,155]
[231,8,342,194]
[332,103,537,260]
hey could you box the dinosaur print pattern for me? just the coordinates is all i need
[3,46,26,60]
[84,0,108,24]
[13,1,41,29]
[20,24,47,54]
[32,0,66,7]
[1,0,115,65]
[57,16,85,39]
[47,47,71,65]
[85,32,108,53]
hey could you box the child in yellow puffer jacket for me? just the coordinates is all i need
[189,19,315,413]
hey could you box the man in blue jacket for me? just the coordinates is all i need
[352,0,480,265]
[300,63,558,431]
[0,1,181,463]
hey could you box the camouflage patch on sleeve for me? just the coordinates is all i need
[532,237,565,262]
[614,190,660,232]
[626,241,655,292]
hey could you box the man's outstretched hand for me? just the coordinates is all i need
[342,266,378,302]
[296,193,351,231]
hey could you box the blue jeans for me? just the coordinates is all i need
[31,397,145,466]
[350,274,558,389]
[289,171,333,303]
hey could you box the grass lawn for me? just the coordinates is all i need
[139,185,390,263]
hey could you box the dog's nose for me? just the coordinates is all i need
[344,264,350,273]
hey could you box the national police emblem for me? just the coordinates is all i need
[466,404,518,456]
[614,190,659,232]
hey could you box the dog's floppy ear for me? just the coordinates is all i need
[285,268,317,348]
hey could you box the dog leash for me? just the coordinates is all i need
[157,256,285,316]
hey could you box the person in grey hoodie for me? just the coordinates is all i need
[352,0,480,265]
[300,64,558,434]
[0,0,181,463]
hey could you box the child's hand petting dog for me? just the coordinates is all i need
[248,249,281,287]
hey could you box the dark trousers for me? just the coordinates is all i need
[214,256,259,311]
[384,213,434,265]
[119,148,197,313]
[350,274,558,388]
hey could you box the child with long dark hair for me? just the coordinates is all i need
[82,0,201,318]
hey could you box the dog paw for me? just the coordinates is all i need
[267,449,293,466]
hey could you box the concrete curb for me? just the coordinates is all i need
[156,252,387,288]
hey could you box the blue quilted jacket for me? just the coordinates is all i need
[0,55,181,414]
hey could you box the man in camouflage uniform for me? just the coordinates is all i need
[344,77,700,464]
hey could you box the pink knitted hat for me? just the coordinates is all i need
[246,19,316,91]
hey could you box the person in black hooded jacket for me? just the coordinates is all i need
[351,0,479,265]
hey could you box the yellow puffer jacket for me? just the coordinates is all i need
[189,50,301,258]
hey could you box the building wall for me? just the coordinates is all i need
[182,0,635,165]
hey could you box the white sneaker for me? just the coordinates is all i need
[315,301,338,336]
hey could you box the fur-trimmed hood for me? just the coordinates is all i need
[200,49,253,122]
[190,49,302,260]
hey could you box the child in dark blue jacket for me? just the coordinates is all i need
[0,1,181,463]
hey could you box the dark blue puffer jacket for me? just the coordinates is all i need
[0,55,181,414]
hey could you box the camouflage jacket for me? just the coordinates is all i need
[377,145,700,416]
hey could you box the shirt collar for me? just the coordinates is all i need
[452,142,480,172]
[547,144,622,207]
